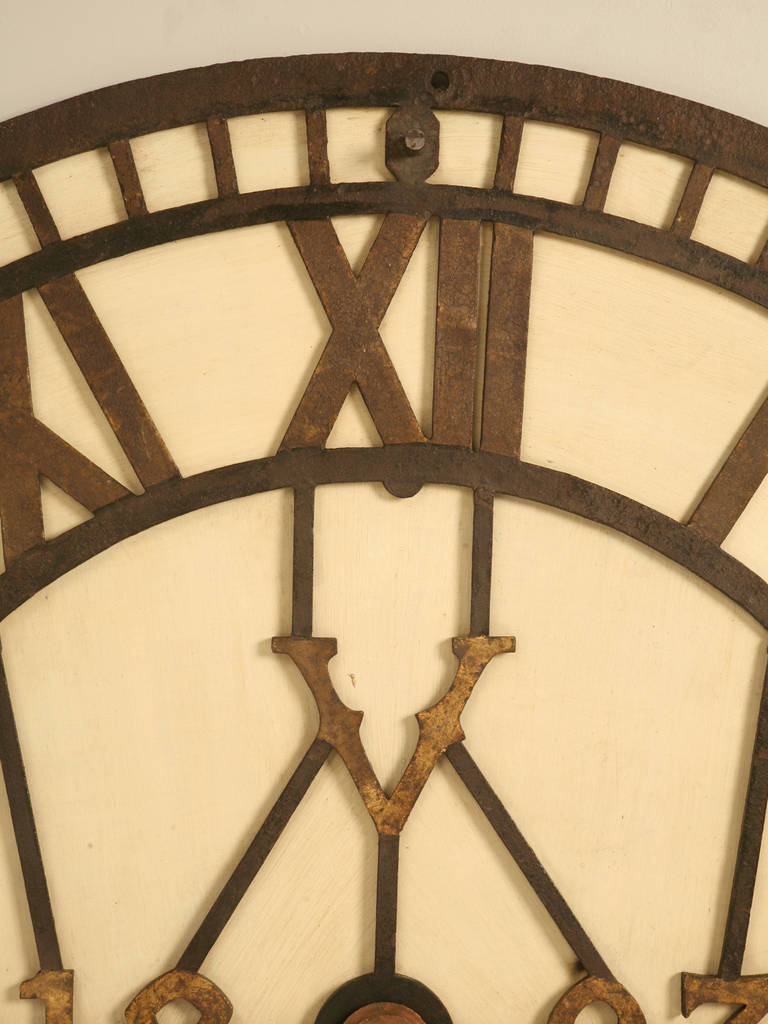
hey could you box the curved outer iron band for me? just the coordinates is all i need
[2,54,768,188]
[0,444,764,629]
[0,184,764,310]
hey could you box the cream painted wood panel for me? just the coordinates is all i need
[522,236,768,522]
[0,103,767,1024]
[33,149,127,240]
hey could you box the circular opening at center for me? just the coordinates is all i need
[343,1003,427,1024]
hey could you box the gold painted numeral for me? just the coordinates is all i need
[20,970,74,1024]
[125,970,232,1024]
[548,977,646,1024]
[682,972,768,1024]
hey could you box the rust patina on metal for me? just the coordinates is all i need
[548,978,647,1024]
[272,634,516,834]
[125,971,233,1024]
[2,52,768,1024]
[682,973,768,1024]
[20,971,74,1024]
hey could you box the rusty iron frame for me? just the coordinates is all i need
[1,52,768,1024]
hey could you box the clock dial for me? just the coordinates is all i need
[1,53,768,1024]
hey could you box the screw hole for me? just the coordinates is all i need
[430,70,450,92]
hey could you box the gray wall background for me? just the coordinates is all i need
[1,0,767,127]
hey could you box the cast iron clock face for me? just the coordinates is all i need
[3,52,768,1024]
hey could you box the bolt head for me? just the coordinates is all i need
[404,128,426,152]
[385,106,440,184]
